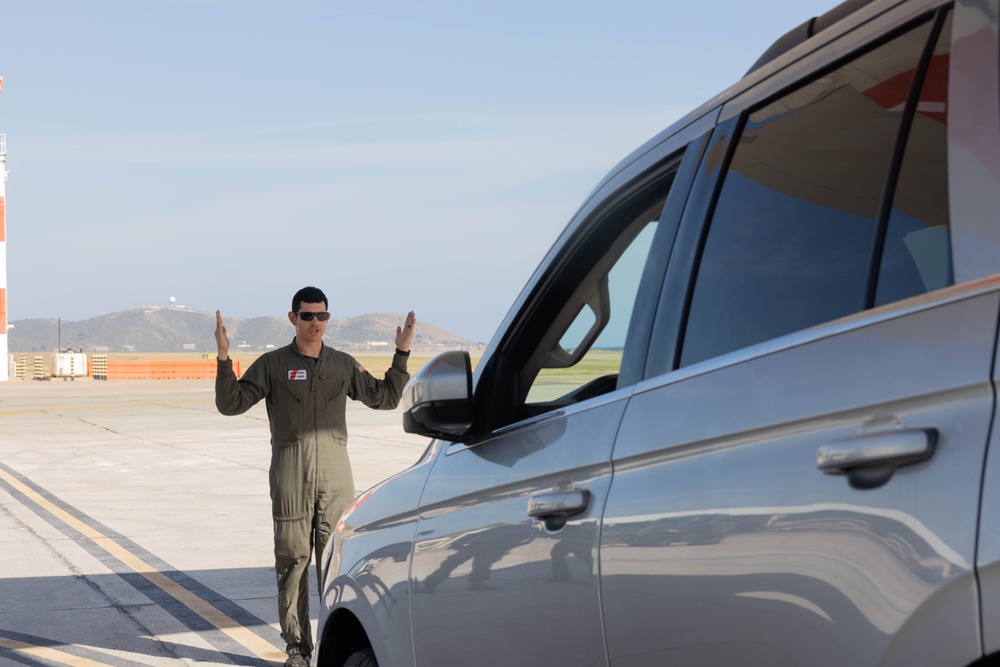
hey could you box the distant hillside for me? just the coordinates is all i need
[7,307,478,354]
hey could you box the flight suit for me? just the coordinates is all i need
[215,340,409,656]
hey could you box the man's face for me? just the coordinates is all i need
[289,301,328,344]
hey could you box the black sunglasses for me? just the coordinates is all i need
[296,311,330,321]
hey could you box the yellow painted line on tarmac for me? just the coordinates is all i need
[0,468,286,665]
[0,636,114,667]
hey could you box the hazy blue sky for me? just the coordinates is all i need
[1,0,838,343]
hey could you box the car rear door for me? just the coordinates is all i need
[601,4,1000,665]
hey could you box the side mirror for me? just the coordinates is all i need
[402,350,473,439]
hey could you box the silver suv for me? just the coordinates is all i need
[318,0,1000,664]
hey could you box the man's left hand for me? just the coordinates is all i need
[395,311,416,352]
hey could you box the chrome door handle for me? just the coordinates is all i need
[817,428,937,488]
[527,490,590,531]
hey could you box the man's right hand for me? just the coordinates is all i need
[215,310,230,361]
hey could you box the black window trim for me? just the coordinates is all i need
[643,117,743,380]
[865,6,952,308]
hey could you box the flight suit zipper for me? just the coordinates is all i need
[310,358,319,512]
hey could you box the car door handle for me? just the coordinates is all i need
[527,490,590,531]
[817,428,937,488]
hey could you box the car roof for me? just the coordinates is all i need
[746,0,881,74]
[588,0,904,203]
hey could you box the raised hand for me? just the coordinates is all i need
[215,310,231,361]
[395,311,416,352]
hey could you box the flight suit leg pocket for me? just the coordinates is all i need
[269,440,308,522]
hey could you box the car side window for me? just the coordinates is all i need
[680,13,950,368]
[525,220,658,405]
[497,169,677,421]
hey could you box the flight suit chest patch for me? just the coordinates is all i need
[288,369,308,381]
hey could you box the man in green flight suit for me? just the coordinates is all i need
[214,286,415,667]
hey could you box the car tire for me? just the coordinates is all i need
[344,648,377,667]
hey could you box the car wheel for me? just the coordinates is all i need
[344,648,377,667]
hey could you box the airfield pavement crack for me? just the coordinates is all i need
[60,413,270,474]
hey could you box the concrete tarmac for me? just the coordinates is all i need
[0,378,430,667]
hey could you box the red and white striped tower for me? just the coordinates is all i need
[0,75,8,381]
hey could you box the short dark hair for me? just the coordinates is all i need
[292,286,328,312]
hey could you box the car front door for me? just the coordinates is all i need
[406,149,696,666]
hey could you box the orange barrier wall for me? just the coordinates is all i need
[105,360,241,380]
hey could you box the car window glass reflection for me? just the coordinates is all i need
[681,20,936,368]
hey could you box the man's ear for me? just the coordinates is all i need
[288,311,297,325]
